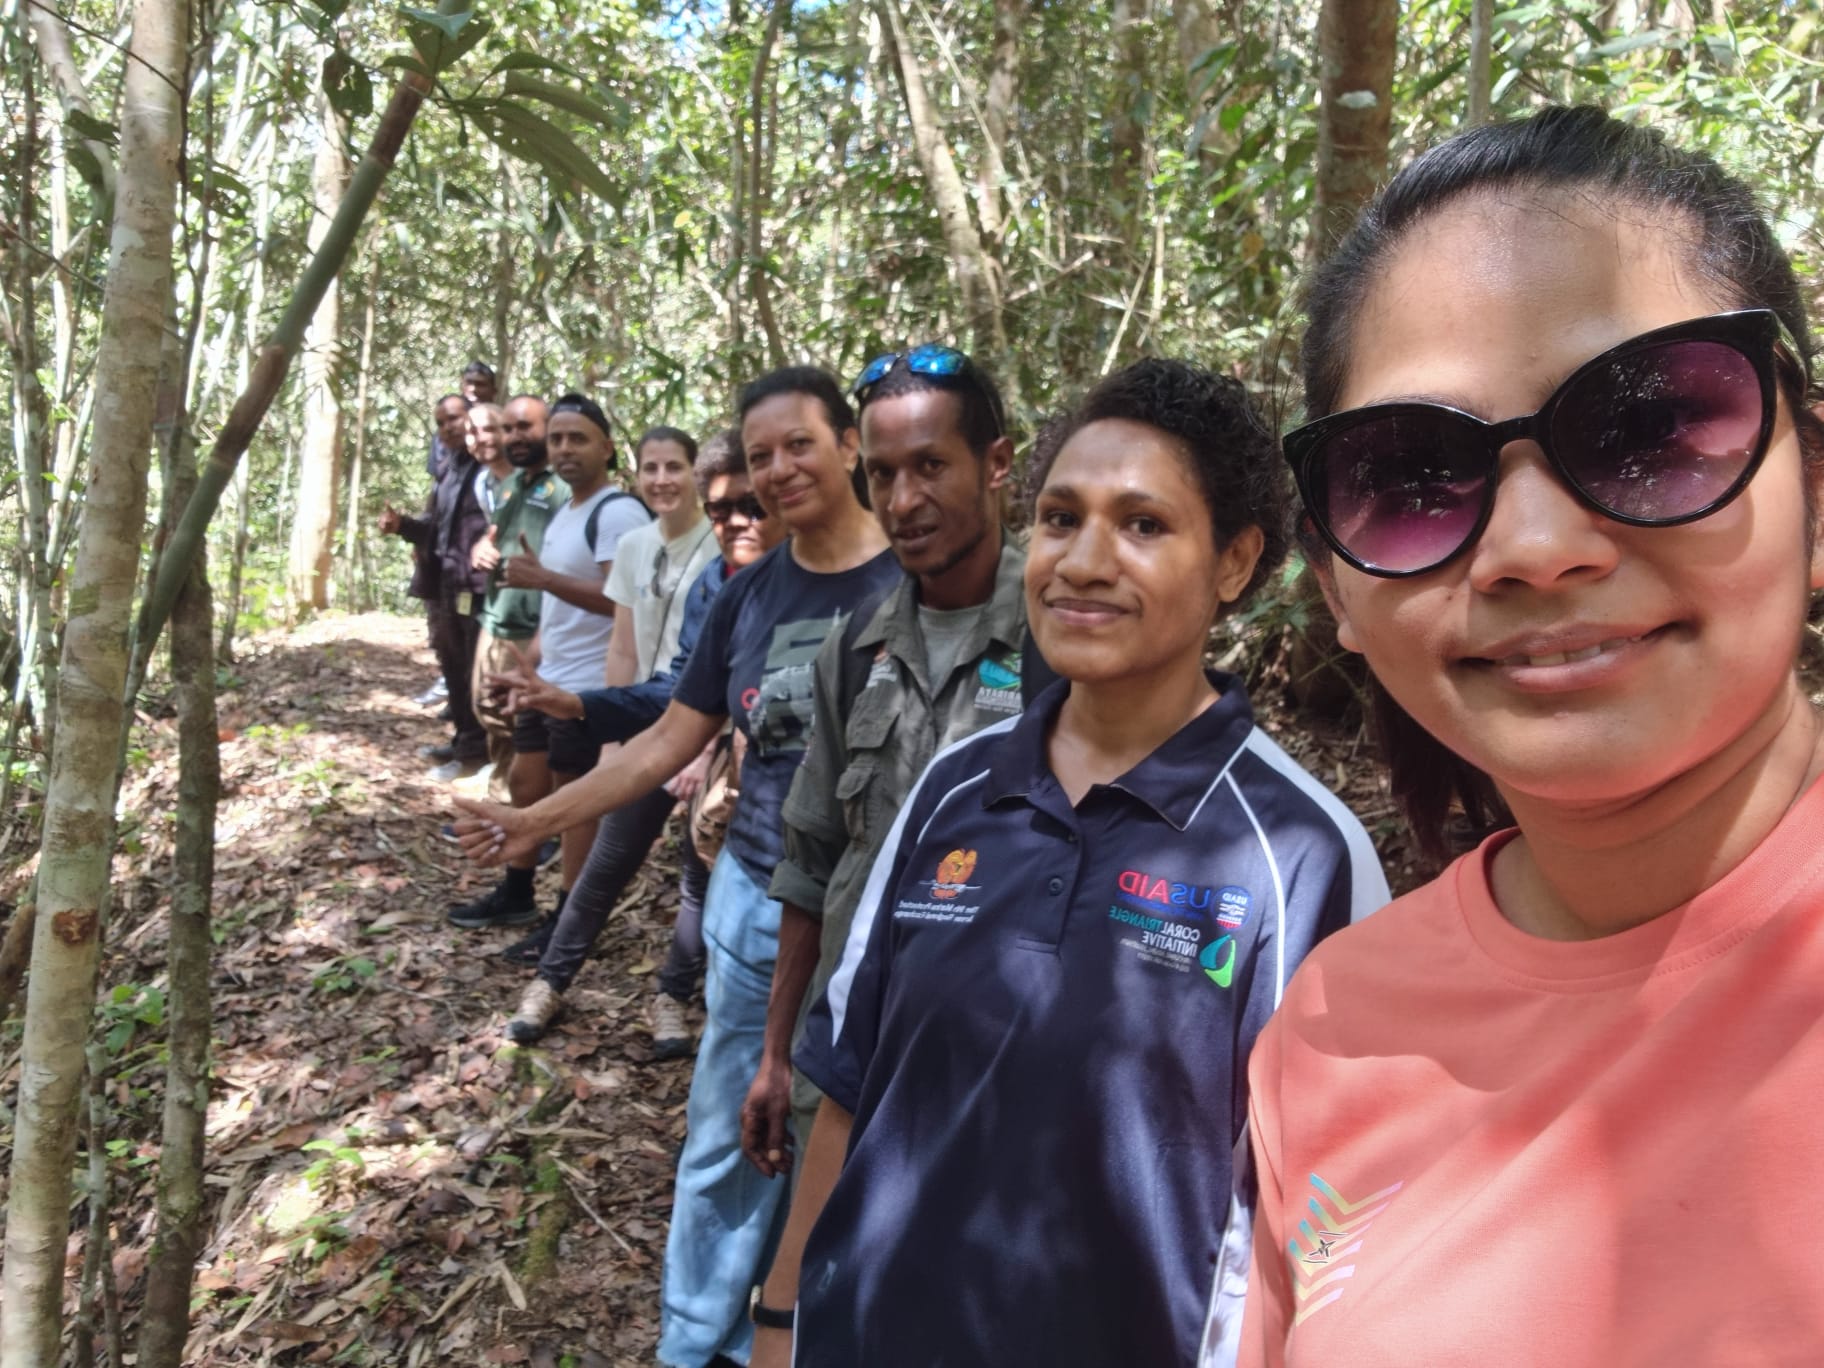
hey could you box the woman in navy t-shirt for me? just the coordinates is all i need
[751,361,1389,1368]
[455,366,897,1368]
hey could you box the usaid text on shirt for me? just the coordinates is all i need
[1109,867,1251,986]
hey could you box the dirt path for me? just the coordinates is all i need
[0,608,1418,1366]
[72,613,697,1365]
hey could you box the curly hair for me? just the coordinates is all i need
[1027,357,1290,612]
[693,427,744,495]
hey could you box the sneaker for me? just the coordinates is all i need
[651,993,694,1060]
[427,758,483,782]
[418,742,457,762]
[447,883,539,930]
[500,916,556,967]
[414,681,449,706]
[508,979,564,1043]
[536,837,560,868]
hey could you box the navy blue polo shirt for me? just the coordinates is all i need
[793,674,1389,1368]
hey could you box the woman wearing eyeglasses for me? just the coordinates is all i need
[1235,107,1824,1367]
[455,367,897,1368]
[750,360,1387,1368]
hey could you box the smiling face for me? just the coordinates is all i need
[705,472,781,569]
[741,392,861,532]
[546,412,611,492]
[637,438,698,518]
[434,397,469,449]
[504,397,548,469]
[1027,418,1260,687]
[467,406,504,465]
[1320,193,1823,808]
[861,388,1008,580]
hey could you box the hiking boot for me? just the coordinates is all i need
[500,915,556,967]
[651,993,694,1060]
[447,882,539,930]
[508,979,564,1043]
[419,742,457,762]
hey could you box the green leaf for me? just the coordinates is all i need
[503,73,624,130]
[484,104,621,206]
[490,52,585,80]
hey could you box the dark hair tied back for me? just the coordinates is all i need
[1298,103,1823,865]
[737,366,857,436]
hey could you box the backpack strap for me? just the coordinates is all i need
[582,489,655,558]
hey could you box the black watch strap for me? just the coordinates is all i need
[748,1285,796,1330]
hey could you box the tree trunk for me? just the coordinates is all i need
[976,0,1021,245]
[0,0,188,1355]
[874,0,1015,397]
[1110,0,1149,211]
[287,89,350,613]
[1309,0,1398,260]
[342,258,379,610]
[136,439,217,1368]
[747,0,790,369]
[1467,0,1495,125]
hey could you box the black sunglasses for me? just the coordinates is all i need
[705,493,767,525]
[1285,310,1804,578]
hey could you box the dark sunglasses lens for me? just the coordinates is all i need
[1313,410,1490,573]
[1551,339,1766,522]
[709,496,765,523]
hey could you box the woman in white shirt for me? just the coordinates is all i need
[502,429,719,1029]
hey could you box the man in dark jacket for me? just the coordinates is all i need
[405,395,469,712]
[387,401,504,776]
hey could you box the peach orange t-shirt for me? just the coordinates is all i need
[1236,780,1824,1367]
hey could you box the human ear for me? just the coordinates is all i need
[839,426,861,473]
[1310,554,1364,655]
[1213,526,1266,605]
[984,437,1015,493]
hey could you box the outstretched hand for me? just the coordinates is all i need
[482,641,579,719]
[450,797,543,867]
[379,504,402,536]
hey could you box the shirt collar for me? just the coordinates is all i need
[983,670,1257,832]
[854,536,1029,688]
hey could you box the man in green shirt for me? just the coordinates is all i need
[741,346,1031,1171]
[452,393,566,929]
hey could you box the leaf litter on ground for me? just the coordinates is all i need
[0,609,1423,1365]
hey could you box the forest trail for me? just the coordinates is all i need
[73,613,695,1365]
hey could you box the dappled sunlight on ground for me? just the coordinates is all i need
[11,613,701,1365]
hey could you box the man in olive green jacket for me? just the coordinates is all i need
[742,348,1043,1174]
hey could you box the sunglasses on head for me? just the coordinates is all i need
[1285,309,1806,578]
[705,493,767,525]
[851,343,1006,438]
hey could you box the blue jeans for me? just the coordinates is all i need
[657,853,790,1367]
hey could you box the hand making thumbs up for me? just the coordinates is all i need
[501,532,552,590]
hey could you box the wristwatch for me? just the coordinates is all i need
[748,1285,796,1331]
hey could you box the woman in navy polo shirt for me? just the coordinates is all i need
[750,360,1391,1368]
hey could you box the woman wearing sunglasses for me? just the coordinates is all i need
[751,360,1387,1368]
[1236,107,1824,1366]
[455,367,897,1368]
